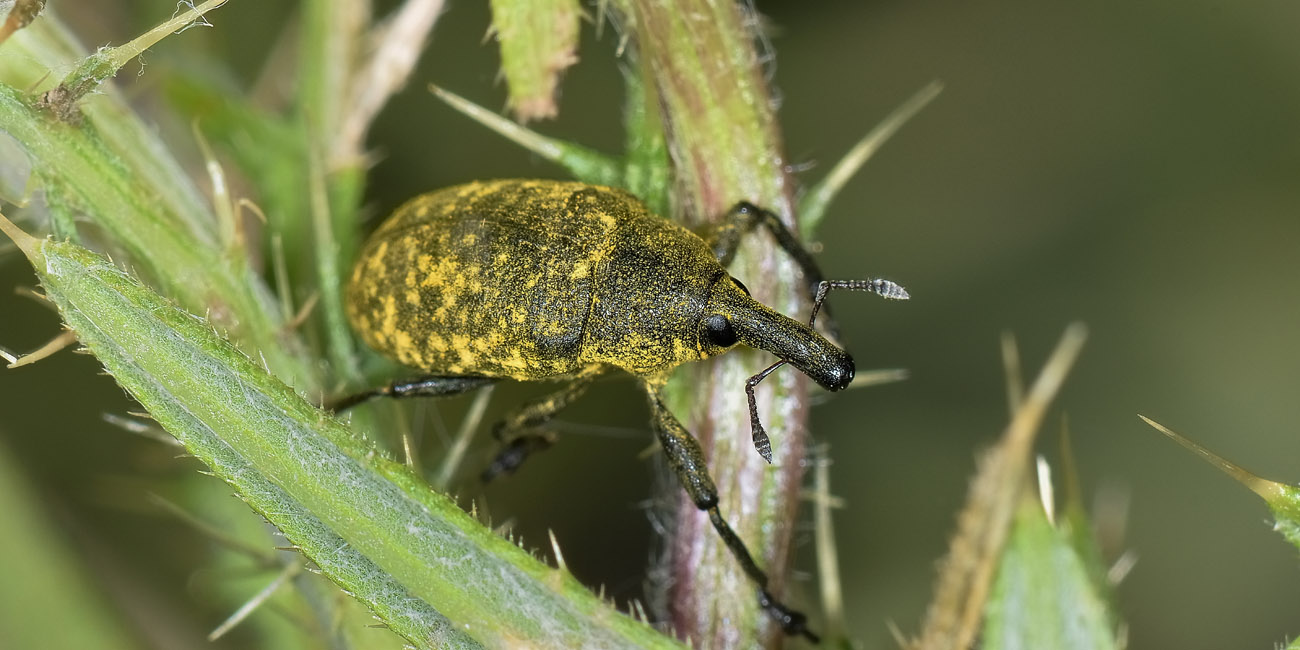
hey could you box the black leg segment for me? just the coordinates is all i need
[647,392,817,641]
[709,202,828,306]
[481,372,598,481]
[327,375,497,412]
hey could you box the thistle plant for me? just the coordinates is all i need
[1,2,1297,650]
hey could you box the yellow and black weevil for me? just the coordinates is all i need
[335,179,907,640]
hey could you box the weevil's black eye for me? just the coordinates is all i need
[730,277,751,296]
[703,314,738,347]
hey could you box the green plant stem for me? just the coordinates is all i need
[621,1,809,647]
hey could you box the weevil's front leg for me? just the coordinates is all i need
[705,202,843,341]
[480,368,601,481]
[707,202,827,302]
[326,375,497,412]
[647,392,818,642]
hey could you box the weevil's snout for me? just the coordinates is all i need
[710,276,856,391]
[820,350,855,392]
[792,344,854,392]
[726,307,856,391]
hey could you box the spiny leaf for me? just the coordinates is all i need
[984,498,1119,650]
[488,0,581,122]
[36,0,228,122]
[799,81,942,238]
[0,213,684,650]
[1139,415,1300,552]
[429,84,623,186]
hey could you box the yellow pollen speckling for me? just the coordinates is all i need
[380,295,397,331]
[457,347,476,366]
[393,330,415,355]
[427,333,448,352]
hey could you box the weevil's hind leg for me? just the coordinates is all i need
[706,202,841,339]
[480,369,601,482]
[326,375,497,412]
[647,391,818,642]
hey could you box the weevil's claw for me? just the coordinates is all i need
[481,433,553,482]
[758,589,819,642]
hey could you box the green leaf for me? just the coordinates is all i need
[429,84,624,187]
[487,0,581,122]
[798,81,942,239]
[984,499,1118,650]
[0,71,315,389]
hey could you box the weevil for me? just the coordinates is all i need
[337,179,907,640]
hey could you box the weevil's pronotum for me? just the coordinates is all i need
[337,179,907,640]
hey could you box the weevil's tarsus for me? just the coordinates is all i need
[481,432,555,482]
[759,588,819,643]
[481,369,600,479]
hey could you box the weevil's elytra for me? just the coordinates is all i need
[342,178,909,640]
[348,180,731,380]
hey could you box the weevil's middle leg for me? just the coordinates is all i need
[326,375,497,412]
[480,369,600,481]
[647,392,818,642]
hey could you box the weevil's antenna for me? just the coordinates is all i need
[745,359,786,463]
[810,278,909,325]
[745,278,909,461]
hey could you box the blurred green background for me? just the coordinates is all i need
[2,0,1299,648]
